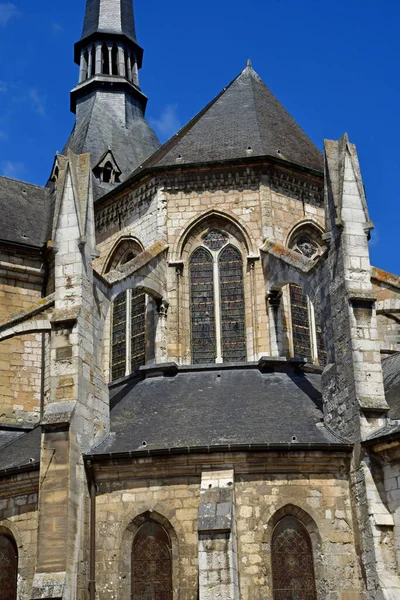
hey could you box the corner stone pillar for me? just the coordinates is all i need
[198,470,239,600]
[31,152,109,600]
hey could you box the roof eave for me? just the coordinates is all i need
[84,441,353,464]
[95,153,324,208]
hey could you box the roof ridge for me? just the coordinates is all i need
[0,175,46,190]
[129,69,246,178]
[247,67,265,155]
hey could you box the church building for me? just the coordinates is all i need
[1,1,400,598]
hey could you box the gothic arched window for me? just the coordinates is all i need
[287,227,326,366]
[189,229,246,364]
[132,521,173,600]
[0,534,18,600]
[271,516,317,600]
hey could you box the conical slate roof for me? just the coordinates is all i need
[81,0,137,41]
[141,63,323,173]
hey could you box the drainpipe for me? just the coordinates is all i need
[40,332,46,419]
[87,461,96,600]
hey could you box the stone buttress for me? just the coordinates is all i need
[324,134,400,598]
[31,152,109,600]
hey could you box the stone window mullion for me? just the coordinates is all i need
[125,289,132,377]
[213,254,223,364]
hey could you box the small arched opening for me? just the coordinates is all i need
[102,161,113,183]
[271,514,317,599]
[0,533,18,600]
[131,520,173,600]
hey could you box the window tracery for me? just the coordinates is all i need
[0,534,18,600]
[189,229,246,364]
[271,516,317,600]
[131,521,173,600]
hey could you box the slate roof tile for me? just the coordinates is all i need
[90,366,344,455]
[137,64,324,175]
[0,176,52,248]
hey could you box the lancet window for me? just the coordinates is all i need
[111,289,146,381]
[108,243,147,381]
[0,534,18,600]
[271,516,317,600]
[189,229,246,364]
[288,227,326,365]
[131,521,173,600]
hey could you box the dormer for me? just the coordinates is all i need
[93,150,122,184]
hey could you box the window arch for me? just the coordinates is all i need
[0,533,18,600]
[189,229,246,364]
[271,515,317,599]
[287,225,326,365]
[107,240,147,381]
[131,521,173,600]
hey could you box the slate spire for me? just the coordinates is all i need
[65,0,160,199]
[81,0,137,42]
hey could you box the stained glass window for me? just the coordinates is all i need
[111,290,146,381]
[190,247,216,364]
[219,246,246,362]
[203,229,228,251]
[132,521,173,600]
[290,284,312,362]
[0,535,17,600]
[272,516,317,600]
[131,290,146,371]
[112,291,127,381]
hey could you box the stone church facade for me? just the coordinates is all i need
[0,1,400,599]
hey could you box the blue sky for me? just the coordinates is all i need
[0,0,398,273]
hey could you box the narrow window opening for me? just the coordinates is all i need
[111,44,119,75]
[131,290,146,372]
[190,247,216,364]
[90,45,95,76]
[290,283,312,362]
[219,246,246,362]
[83,50,89,79]
[102,43,109,75]
[111,292,127,381]
[102,161,113,183]
[111,288,146,382]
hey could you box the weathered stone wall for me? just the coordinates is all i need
[163,166,325,364]
[92,452,364,600]
[0,472,39,599]
[372,275,400,356]
[383,461,400,573]
[94,184,165,274]
[0,248,45,425]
